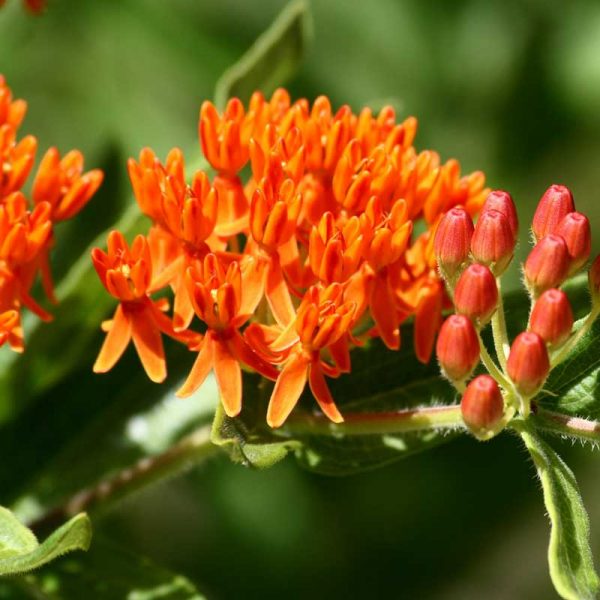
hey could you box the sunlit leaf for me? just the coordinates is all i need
[214,0,312,107]
[0,511,91,576]
[519,423,600,600]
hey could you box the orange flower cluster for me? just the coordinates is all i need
[0,75,102,351]
[93,90,488,427]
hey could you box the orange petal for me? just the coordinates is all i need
[370,272,400,350]
[39,249,57,304]
[308,362,344,423]
[130,306,166,383]
[328,336,351,373]
[265,258,296,327]
[228,329,279,380]
[93,304,132,373]
[267,352,308,428]
[177,333,214,398]
[213,335,242,417]
[173,278,195,332]
[238,256,266,318]
[19,288,53,322]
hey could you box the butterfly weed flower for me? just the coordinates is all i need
[0,76,102,352]
[93,89,490,427]
[246,283,356,428]
[176,253,278,417]
[92,231,196,383]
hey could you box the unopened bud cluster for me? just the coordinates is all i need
[434,185,598,440]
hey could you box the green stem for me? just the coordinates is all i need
[284,404,464,436]
[491,277,510,371]
[284,402,600,445]
[30,425,218,533]
[478,333,512,389]
[29,401,600,534]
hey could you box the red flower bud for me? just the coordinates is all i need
[461,375,504,436]
[434,207,474,278]
[471,209,515,275]
[507,331,550,396]
[453,263,498,325]
[590,255,600,304]
[555,212,591,275]
[529,289,574,348]
[532,184,575,241]
[524,234,569,295]
[436,314,480,381]
[482,190,518,238]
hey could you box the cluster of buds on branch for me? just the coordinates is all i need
[93,89,490,428]
[435,185,599,439]
[0,76,102,351]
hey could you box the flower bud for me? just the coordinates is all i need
[471,209,515,275]
[590,255,600,305]
[529,289,574,348]
[524,234,569,295]
[436,314,480,381]
[555,212,591,275]
[532,184,574,241]
[507,331,550,396]
[461,375,504,437]
[453,264,498,325]
[482,190,518,238]
[434,207,474,278]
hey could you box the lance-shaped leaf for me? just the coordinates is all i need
[214,0,312,107]
[0,508,91,576]
[519,423,600,600]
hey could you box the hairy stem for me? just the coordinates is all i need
[30,425,218,533]
[284,404,465,436]
[29,401,600,533]
[478,333,512,389]
[532,405,600,443]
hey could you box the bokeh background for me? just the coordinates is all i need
[0,0,599,598]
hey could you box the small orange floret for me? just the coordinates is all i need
[32,148,103,222]
[93,88,490,426]
[92,231,194,383]
[0,76,103,350]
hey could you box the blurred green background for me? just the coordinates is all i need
[0,0,599,598]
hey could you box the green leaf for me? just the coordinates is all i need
[212,401,301,469]
[0,506,38,560]
[0,537,204,599]
[538,316,600,419]
[0,511,91,576]
[215,331,460,476]
[518,423,600,600]
[214,0,312,107]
